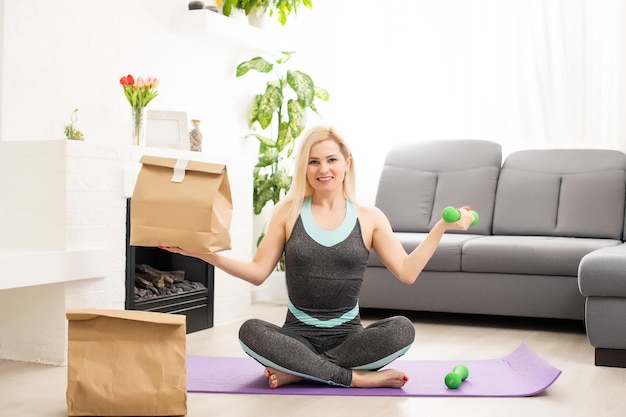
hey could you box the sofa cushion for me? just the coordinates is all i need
[375,167,436,233]
[375,139,501,236]
[578,244,626,298]
[368,233,483,272]
[461,235,622,276]
[493,149,626,239]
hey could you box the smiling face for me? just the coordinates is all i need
[306,139,351,195]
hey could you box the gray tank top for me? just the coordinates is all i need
[284,200,370,328]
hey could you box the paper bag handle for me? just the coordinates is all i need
[171,159,189,183]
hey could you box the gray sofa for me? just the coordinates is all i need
[360,139,626,366]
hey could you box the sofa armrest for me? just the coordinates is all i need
[578,243,626,297]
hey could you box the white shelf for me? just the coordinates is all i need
[0,248,110,290]
[172,9,288,54]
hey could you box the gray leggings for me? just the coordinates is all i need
[238,315,415,387]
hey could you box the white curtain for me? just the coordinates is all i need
[294,0,625,202]
[497,0,623,152]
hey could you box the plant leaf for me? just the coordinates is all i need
[236,56,273,77]
[308,102,320,116]
[246,133,275,148]
[314,86,330,101]
[286,70,315,107]
[275,122,290,152]
[257,83,282,129]
[274,169,292,189]
[275,51,295,65]
[253,181,274,214]
[255,150,279,168]
[222,0,232,16]
[249,94,262,127]
[256,231,265,247]
[287,100,306,137]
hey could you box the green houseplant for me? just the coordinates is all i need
[236,51,329,262]
[64,108,84,141]
[222,0,313,26]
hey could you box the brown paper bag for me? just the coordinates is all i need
[130,155,232,253]
[66,309,187,416]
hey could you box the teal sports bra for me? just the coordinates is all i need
[300,198,358,247]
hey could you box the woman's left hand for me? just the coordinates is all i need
[158,245,191,257]
[443,207,475,231]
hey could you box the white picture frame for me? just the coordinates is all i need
[146,110,188,150]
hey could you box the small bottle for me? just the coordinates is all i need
[189,119,202,152]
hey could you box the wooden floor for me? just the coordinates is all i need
[1,303,625,416]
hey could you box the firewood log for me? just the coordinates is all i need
[134,275,153,289]
[135,272,164,288]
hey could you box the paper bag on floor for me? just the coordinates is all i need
[66,309,187,416]
[130,155,232,253]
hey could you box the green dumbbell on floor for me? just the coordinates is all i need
[444,364,470,389]
[442,206,480,226]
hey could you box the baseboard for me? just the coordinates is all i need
[595,348,626,368]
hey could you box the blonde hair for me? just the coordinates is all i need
[277,125,357,223]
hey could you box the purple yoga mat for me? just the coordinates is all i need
[186,343,561,397]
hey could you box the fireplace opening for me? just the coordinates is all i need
[125,199,214,333]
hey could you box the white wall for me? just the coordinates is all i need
[1,1,253,148]
[2,0,626,203]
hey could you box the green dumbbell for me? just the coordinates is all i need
[444,364,470,389]
[442,206,479,226]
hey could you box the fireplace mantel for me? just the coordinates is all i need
[0,139,253,364]
[0,140,229,289]
[0,249,109,291]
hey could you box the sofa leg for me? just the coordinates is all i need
[595,348,626,368]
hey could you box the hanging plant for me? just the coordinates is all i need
[222,0,313,25]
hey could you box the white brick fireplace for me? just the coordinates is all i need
[0,140,253,365]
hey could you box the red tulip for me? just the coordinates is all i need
[119,74,134,87]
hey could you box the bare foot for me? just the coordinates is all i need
[264,367,304,389]
[350,369,408,388]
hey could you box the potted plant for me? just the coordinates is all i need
[236,50,329,267]
[221,0,253,16]
[222,0,313,26]
[64,108,84,141]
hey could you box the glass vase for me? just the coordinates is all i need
[131,106,146,146]
[189,119,203,152]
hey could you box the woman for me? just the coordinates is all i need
[162,125,474,389]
